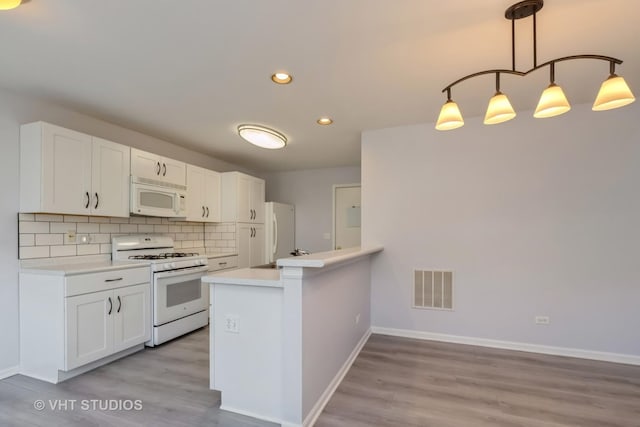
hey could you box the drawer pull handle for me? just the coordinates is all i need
[218,262,227,266]
[105,278,123,282]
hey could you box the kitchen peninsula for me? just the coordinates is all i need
[202,246,383,427]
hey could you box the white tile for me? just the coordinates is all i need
[222,232,235,240]
[64,215,88,223]
[138,224,154,233]
[173,241,182,249]
[120,224,138,233]
[215,240,227,248]
[77,244,100,256]
[20,246,50,259]
[154,225,169,233]
[35,214,64,222]
[181,241,194,248]
[129,216,147,224]
[20,221,49,234]
[89,216,111,223]
[99,224,120,233]
[161,218,171,224]
[227,224,236,232]
[181,225,194,233]
[19,234,35,247]
[146,217,162,224]
[169,225,181,233]
[210,232,221,240]
[18,213,34,221]
[90,233,111,244]
[50,222,75,233]
[110,217,130,224]
[77,223,100,233]
[175,233,188,241]
[35,234,63,246]
[50,245,77,257]
[100,244,112,254]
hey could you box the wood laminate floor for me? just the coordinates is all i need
[316,334,640,427]
[2,329,639,426]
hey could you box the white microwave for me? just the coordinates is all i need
[130,176,187,218]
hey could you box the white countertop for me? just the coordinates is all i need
[276,246,383,268]
[20,260,149,276]
[207,252,237,259]
[203,268,282,288]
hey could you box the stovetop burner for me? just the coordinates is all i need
[128,252,199,260]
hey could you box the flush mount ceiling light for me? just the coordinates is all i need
[237,124,287,149]
[316,117,333,125]
[0,0,21,10]
[435,0,635,131]
[271,72,293,85]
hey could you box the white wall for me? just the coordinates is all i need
[0,87,249,374]
[362,102,640,356]
[264,167,361,253]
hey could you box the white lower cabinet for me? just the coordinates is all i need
[65,283,150,370]
[20,265,151,384]
[237,224,265,268]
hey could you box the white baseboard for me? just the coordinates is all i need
[302,328,372,427]
[219,405,286,426]
[371,327,640,366]
[0,365,20,380]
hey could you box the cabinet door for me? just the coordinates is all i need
[91,138,130,217]
[131,148,162,181]
[204,170,221,222]
[251,224,266,267]
[65,290,114,371]
[161,157,186,186]
[251,178,265,223]
[237,174,252,222]
[113,283,151,353]
[186,165,206,221]
[42,124,92,215]
[237,224,253,268]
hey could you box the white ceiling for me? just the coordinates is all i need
[1,0,638,172]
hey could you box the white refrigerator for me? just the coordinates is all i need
[264,202,295,263]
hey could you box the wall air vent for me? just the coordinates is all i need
[413,270,454,310]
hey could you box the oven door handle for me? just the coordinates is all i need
[153,265,209,279]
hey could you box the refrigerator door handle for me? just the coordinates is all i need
[272,213,278,257]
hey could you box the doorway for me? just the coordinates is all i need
[333,184,361,250]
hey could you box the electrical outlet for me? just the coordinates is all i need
[66,231,77,243]
[355,313,361,324]
[224,315,239,333]
[535,316,550,325]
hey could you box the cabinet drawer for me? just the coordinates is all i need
[208,256,238,272]
[65,267,150,297]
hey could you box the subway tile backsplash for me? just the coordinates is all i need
[18,213,236,260]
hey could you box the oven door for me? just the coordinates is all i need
[153,266,209,326]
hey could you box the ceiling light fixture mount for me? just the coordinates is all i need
[237,124,287,150]
[435,0,635,130]
[271,72,293,85]
[316,117,333,125]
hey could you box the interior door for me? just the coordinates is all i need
[113,283,151,353]
[131,148,162,181]
[42,123,92,215]
[334,185,361,250]
[91,137,130,217]
[65,289,114,371]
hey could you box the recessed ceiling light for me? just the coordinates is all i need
[0,0,21,10]
[271,72,292,84]
[237,124,287,150]
[317,117,333,125]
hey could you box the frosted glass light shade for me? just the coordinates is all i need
[0,0,21,10]
[484,92,516,125]
[592,75,636,111]
[237,125,287,149]
[435,100,464,130]
[534,84,571,118]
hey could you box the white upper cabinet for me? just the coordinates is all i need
[131,148,186,187]
[186,164,221,222]
[20,122,130,217]
[221,172,265,223]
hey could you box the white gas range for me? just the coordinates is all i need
[112,235,209,346]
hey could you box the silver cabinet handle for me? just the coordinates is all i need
[156,161,161,175]
[105,277,123,282]
[85,192,90,209]
[162,163,167,176]
[94,193,99,209]
[206,206,209,217]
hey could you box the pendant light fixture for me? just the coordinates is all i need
[237,124,287,149]
[435,0,635,130]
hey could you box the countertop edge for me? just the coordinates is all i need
[276,245,384,268]
[20,262,149,277]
